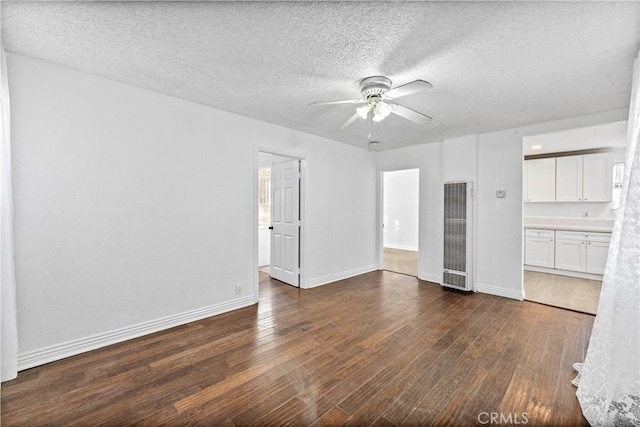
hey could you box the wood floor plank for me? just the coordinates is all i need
[403,299,512,425]
[1,271,593,426]
[173,338,321,413]
[429,302,522,426]
[550,316,592,427]
[309,407,349,427]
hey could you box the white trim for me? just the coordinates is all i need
[524,265,603,281]
[376,170,384,270]
[476,283,525,301]
[17,296,256,371]
[383,243,418,252]
[419,272,441,283]
[307,264,377,289]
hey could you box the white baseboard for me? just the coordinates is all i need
[419,272,440,283]
[476,283,525,301]
[307,264,378,288]
[383,243,418,252]
[524,265,603,281]
[17,295,256,371]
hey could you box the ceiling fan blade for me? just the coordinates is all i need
[309,99,364,106]
[384,80,432,99]
[338,112,361,131]
[391,104,433,125]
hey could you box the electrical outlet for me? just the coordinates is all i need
[235,284,241,294]
[583,211,589,218]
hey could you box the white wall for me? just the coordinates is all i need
[378,108,628,300]
[383,169,419,251]
[9,54,377,368]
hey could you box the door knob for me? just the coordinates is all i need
[269,226,274,230]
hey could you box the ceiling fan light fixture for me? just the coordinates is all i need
[372,101,392,122]
[310,76,433,132]
[356,104,371,119]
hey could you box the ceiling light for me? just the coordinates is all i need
[530,144,542,150]
[372,101,393,122]
[356,104,371,119]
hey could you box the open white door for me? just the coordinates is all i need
[270,159,300,287]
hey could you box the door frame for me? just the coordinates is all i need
[253,148,307,301]
[377,168,421,276]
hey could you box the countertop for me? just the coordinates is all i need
[524,217,614,233]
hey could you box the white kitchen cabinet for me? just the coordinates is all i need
[524,158,556,202]
[556,155,583,201]
[583,153,611,202]
[555,235,586,272]
[586,238,611,275]
[555,231,611,274]
[554,153,611,202]
[525,229,555,268]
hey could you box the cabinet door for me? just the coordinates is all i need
[525,158,556,202]
[556,155,583,201]
[583,153,611,202]
[525,236,555,268]
[555,238,586,272]
[523,161,528,201]
[586,241,610,274]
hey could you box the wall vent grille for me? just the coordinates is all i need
[442,181,473,291]
[443,271,467,289]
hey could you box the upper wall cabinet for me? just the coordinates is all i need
[556,155,583,201]
[583,153,612,202]
[525,152,612,203]
[524,158,556,202]
[556,153,611,202]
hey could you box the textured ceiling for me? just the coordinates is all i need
[2,1,639,150]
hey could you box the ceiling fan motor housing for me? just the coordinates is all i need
[359,76,392,98]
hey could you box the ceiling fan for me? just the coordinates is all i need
[309,76,433,131]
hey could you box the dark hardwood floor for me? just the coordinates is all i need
[1,271,592,426]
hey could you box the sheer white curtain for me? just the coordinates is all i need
[1,47,18,382]
[575,54,640,426]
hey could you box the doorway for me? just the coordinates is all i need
[257,151,303,290]
[381,169,419,277]
[521,126,627,314]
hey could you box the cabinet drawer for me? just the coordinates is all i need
[525,229,554,238]
[556,230,612,242]
[586,233,611,243]
[556,231,588,241]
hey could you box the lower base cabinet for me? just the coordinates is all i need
[586,240,610,275]
[525,229,555,268]
[525,229,611,275]
[555,238,586,272]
